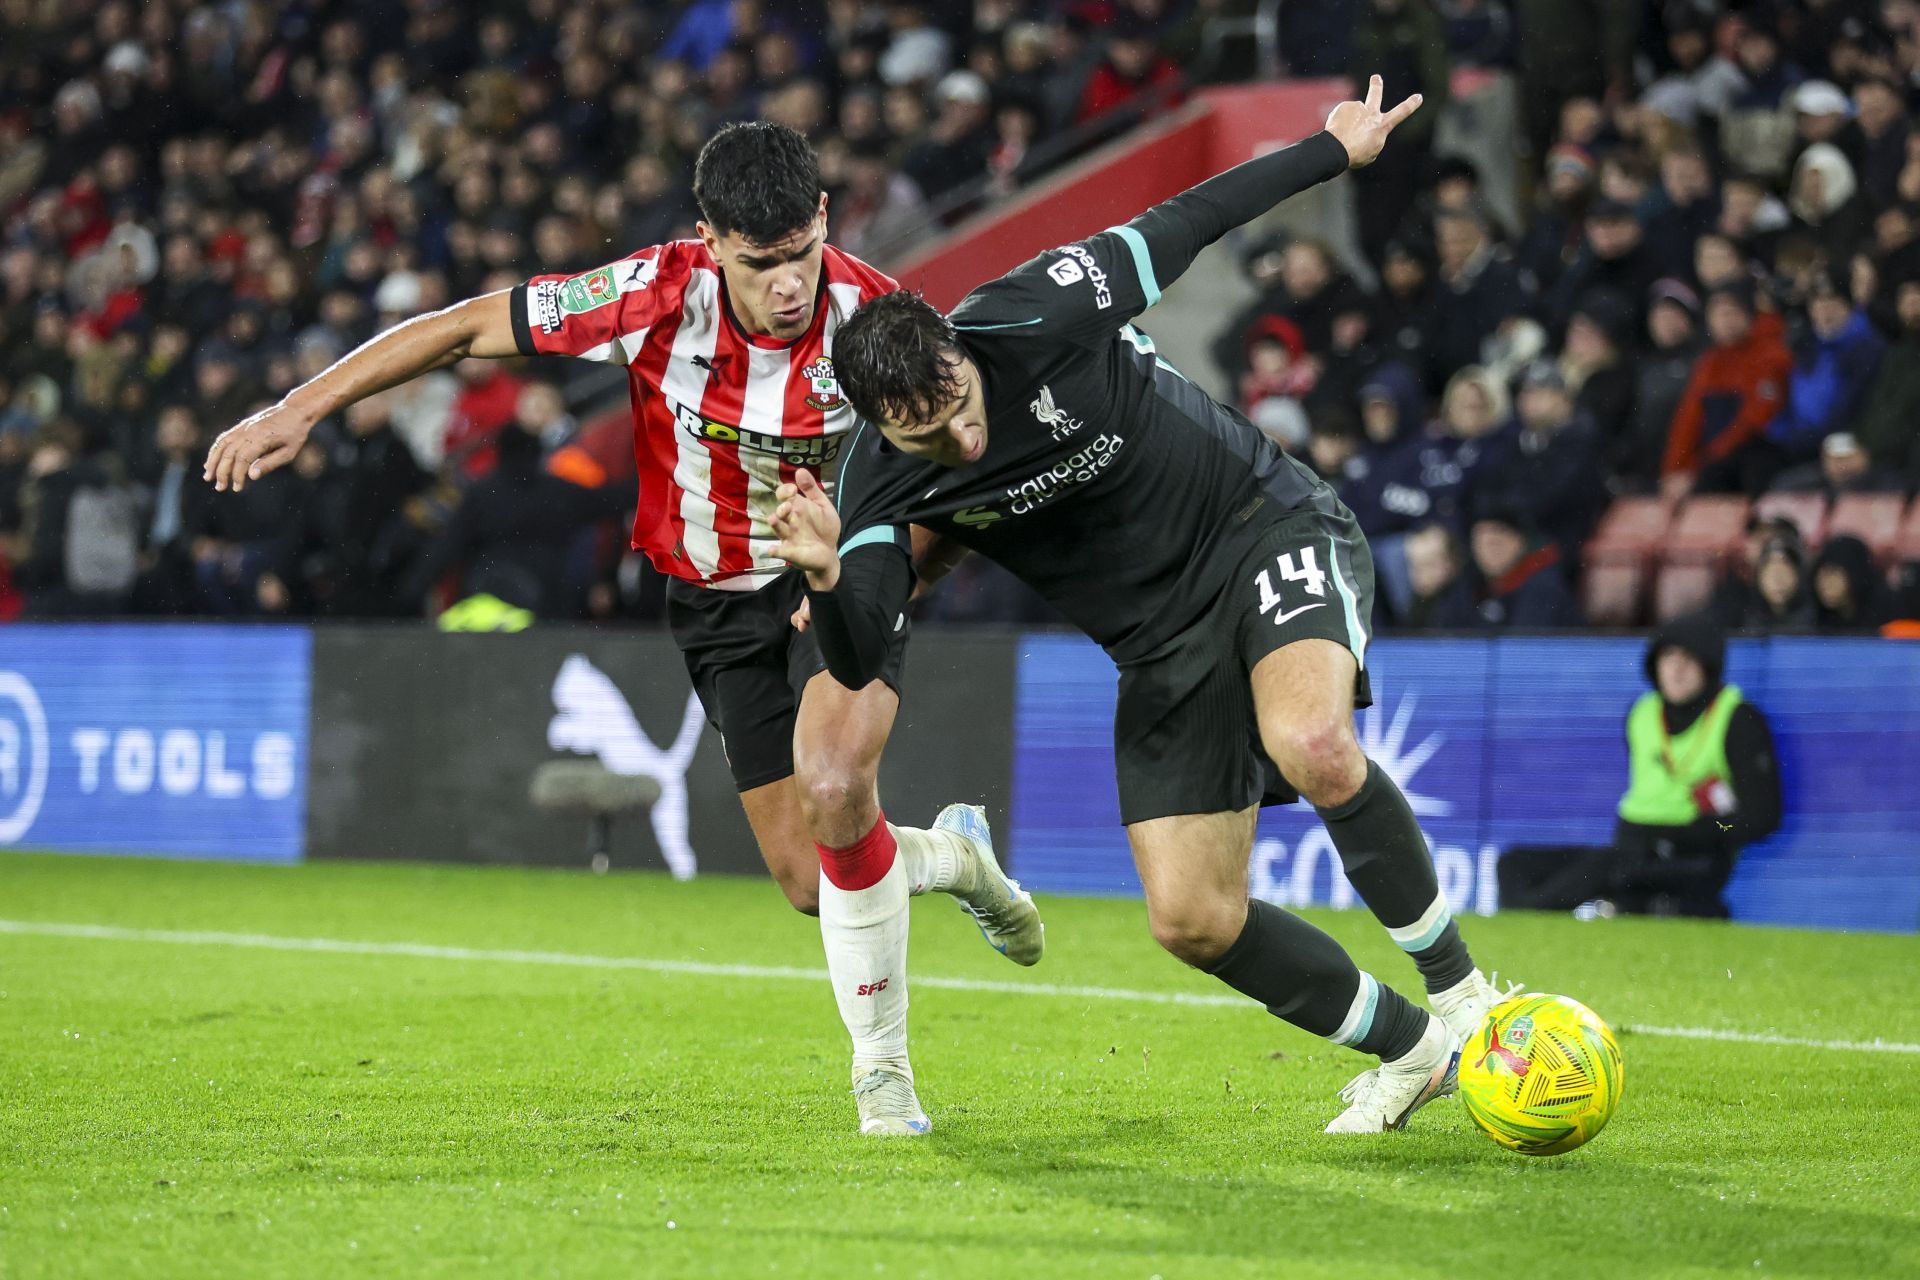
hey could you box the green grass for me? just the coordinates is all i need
[2,852,1918,1279]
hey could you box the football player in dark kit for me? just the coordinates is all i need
[774,79,1519,1133]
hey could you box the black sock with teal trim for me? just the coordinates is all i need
[1205,901,1430,1059]
[1316,759,1477,994]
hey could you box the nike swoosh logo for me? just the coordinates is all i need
[923,486,940,499]
[1269,601,1328,626]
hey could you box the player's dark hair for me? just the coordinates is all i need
[692,122,822,244]
[834,290,967,426]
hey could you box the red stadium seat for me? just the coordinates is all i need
[1585,496,1673,565]
[1582,560,1647,626]
[1828,493,1907,563]
[1900,497,1920,562]
[1663,495,1752,565]
[1753,490,1829,549]
[1654,561,1717,620]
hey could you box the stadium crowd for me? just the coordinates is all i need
[1225,0,1920,633]
[0,0,1201,623]
[0,0,1916,633]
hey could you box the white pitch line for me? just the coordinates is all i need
[3,918,1917,1055]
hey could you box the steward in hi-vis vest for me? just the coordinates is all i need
[1498,611,1781,918]
[1611,612,1781,917]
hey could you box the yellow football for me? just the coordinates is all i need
[1457,993,1625,1157]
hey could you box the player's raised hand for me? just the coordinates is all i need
[772,468,843,589]
[203,400,315,493]
[1324,74,1423,170]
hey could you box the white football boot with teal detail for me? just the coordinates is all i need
[934,803,1044,966]
[1324,1016,1461,1134]
[854,1069,932,1137]
[1431,969,1524,1045]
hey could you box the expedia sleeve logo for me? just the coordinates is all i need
[802,356,841,410]
[1048,244,1112,309]
[674,401,841,467]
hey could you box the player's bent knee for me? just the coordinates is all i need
[1147,901,1244,968]
[795,764,872,826]
[1265,715,1366,807]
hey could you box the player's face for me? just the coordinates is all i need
[702,194,829,340]
[878,355,989,468]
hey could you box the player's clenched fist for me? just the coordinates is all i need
[203,401,316,493]
[772,468,843,589]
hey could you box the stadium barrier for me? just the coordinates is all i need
[2,625,1914,932]
[1010,634,1920,934]
[0,624,1014,876]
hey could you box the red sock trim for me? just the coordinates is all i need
[817,814,897,891]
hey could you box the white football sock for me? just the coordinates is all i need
[819,854,913,1082]
[889,823,978,898]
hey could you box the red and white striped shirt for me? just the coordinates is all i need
[510,241,897,589]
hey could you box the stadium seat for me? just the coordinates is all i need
[1900,497,1920,562]
[1753,490,1829,549]
[1653,561,1717,620]
[1584,496,1673,565]
[1828,493,1907,563]
[1663,496,1751,564]
[1582,559,1647,626]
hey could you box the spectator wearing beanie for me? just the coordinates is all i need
[1812,534,1891,631]
[1560,288,1637,442]
[1620,279,1705,490]
[1663,280,1794,495]
[1733,532,1817,631]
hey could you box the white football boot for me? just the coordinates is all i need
[1324,1015,1461,1134]
[934,803,1045,967]
[1431,969,1525,1045]
[853,1068,932,1137]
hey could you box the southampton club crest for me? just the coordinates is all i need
[803,357,841,411]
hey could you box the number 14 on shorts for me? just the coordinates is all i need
[1255,546,1329,624]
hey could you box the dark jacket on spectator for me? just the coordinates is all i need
[1476,540,1581,628]
[1624,333,1704,487]
[1813,534,1890,632]
[1349,423,1512,537]
[1478,412,1608,555]
[1849,331,1920,477]
[1416,247,1529,390]
[401,428,630,618]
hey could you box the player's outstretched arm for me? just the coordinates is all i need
[203,289,520,492]
[1117,73,1421,301]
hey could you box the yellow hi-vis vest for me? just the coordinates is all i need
[1616,684,1743,827]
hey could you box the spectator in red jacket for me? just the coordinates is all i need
[442,360,529,482]
[1075,14,1183,127]
[1663,282,1793,496]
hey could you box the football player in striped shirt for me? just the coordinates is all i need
[204,122,1043,1137]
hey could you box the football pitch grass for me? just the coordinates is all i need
[3,853,1917,1279]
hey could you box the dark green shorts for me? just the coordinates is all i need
[1111,505,1375,825]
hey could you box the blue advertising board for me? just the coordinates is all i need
[0,625,311,863]
[1010,634,1920,933]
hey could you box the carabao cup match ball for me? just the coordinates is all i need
[1457,993,1625,1157]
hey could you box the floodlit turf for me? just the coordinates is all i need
[2,853,1918,1279]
